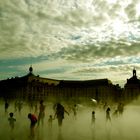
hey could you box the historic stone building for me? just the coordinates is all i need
[0,66,122,103]
[123,68,140,102]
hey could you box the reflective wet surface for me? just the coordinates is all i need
[0,98,140,140]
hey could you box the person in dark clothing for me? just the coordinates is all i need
[5,101,9,114]
[106,107,111,122]
[54,103,69,127]
[72,104,78,119]
[117,103,124,115]
[91,111,95,125]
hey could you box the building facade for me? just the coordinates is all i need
[123,68,140,103]
[0,66,123,103]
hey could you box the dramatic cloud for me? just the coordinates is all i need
[0,0,140,86]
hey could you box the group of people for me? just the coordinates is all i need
[7,100,70,138]
[91,102,124,125]
[6,99,124,138]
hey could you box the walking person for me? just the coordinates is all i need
[106,107,111,122]
[5,101,9,114]
[54,103,69,128]
[72,104,78,120]
[38,100,46,126]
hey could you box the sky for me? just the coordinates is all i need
[0,0,140,87]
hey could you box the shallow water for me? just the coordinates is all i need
[0,98,140,140]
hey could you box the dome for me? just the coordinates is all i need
[29,66,33,73]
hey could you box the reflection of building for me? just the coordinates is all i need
[123,68,140,102]
[0,66,121,102]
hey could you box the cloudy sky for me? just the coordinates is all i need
[0,0,140,87]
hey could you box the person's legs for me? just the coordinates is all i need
[58,118,63,127]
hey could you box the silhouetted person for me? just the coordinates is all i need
[103,102,107,110]
[91,111,95,125]
[5,101,9,114]
[8,112,16,131]
[17,101,23,114]
[28,113,37,138]
[34,103,38,114]
[117,103,124,115]
[48,115,54,128]
[106,107,111,122]
[72,104,78,119]
[54,103,69,128]
[29,101,34,112]
[112,109,118,118]
[91,111,96,140]
[14,101,18,112]
[38,100,46,126]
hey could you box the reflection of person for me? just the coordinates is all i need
[38,100,45,126]
[8,112,16,131]
[54,103,69,127]
[28,113,37,137]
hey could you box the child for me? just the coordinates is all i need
[48,115,54,128]
[91,111,95,125]
[28,113,37,137]
[8,112,16,131]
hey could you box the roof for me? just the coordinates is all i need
[0,72,112,88]
[126,75,140,85]
[58,79,111,87]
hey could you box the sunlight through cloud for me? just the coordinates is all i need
[0,0,140,86]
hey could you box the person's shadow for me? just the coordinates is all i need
[57,131,64,140]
